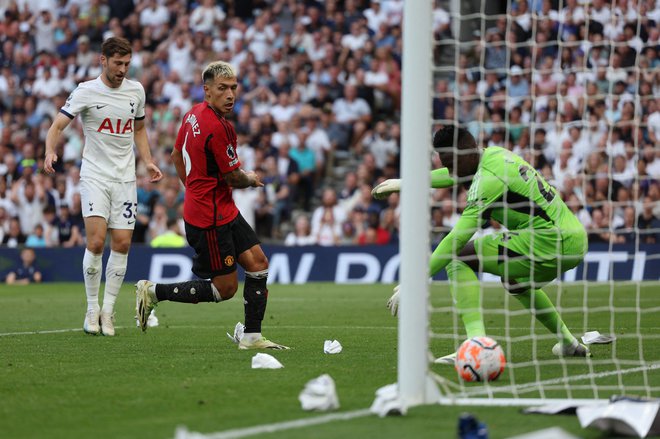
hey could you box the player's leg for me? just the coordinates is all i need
[99,228,131,336]
[234,213,288,350]
[508,279,589,356]
[442,234,568,356]
[79,179,110,335]
[134,221,228,331]
[482,232,590,356]
[434,241,487,363]
[99,182,137,335]
[445,256,486,339]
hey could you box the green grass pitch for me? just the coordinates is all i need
[1,282,658,439]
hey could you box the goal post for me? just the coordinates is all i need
[398,0,436,407]
[396,0,660,409]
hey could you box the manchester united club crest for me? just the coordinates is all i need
[224,255,235,267]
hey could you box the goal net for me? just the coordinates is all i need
[398,0,660,407]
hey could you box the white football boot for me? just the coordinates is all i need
[135,280,157,332]
[434,352,457,365]
[147,310,159,328]
[100,312,115,337]
[552,339,592,357]
[83,308,100,335]
[238,333,290,350]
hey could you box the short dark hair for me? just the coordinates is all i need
[433,126,474,160]
[433,126,480,176]
[101,37,132,59]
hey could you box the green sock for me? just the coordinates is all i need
[446,260,485,338]
[514,288,576,345]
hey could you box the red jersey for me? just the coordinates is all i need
[174,103,241,228]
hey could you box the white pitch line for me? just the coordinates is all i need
[460,362,660,398]
[0,326,130,337]
[177,409,372,439]
[4,324,660,337]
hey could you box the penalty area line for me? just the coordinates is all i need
[176,408,373,439]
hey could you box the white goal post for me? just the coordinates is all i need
[398,0,438,407]
[397,0,660,409]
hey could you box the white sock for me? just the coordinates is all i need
[242,332,262,342]
[83,249,103,312]
[102,251,128,314]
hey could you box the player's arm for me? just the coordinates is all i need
[429,169,502,275]
[372,167,455,199]
[387,211,479,317]
[223,168,264,189]
[44,113,73,174]
[171,148,186,186]
[428,207,481,276]
[134,118,163,183]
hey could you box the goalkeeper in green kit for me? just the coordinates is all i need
[373,126,591,361]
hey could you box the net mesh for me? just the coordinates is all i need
[428,0,660,402]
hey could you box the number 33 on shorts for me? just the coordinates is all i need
[123,201,137,224]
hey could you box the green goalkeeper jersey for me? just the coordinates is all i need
[430,146,586,276]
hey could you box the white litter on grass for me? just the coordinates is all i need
[323,340,342,354]
[581,330,616,344]
[577,399,660,438]
[370,383,407,417]
[226,322,244,344]
[299,374,340,412]
[505,427,580,439]
[251,353,283,369]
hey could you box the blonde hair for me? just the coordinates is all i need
[202,61,236,83]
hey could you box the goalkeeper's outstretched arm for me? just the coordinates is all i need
[386,207,479,316]
[371,167,455,199]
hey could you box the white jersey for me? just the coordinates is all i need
[61,77,146,182]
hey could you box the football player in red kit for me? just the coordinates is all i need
[136,61,288,350]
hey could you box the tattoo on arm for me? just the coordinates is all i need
[224,169,253,189]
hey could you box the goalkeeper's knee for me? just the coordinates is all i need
[502,278,531,295]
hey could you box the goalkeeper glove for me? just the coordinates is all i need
[371,179,401,200]
[386,284,400,317]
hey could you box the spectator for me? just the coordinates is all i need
[10,179,46,236]
[150,218,186,248]
[332,83,372,150]
[356,210,390,245]
[5,247,42,285]
[284,215,317,246]
[2,217,27,248]
[189,0,226,35]
[288,138,316,211]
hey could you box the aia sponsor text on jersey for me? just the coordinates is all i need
[97,118,134,134]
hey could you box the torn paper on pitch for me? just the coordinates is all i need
[251,353,284,369]
[324,339,343,354]
[581,330,616,344]
[370,383,407,417]
[226,321,244,344]
[299,374,339,411]
[577,399,660,438]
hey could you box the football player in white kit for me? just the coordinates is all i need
[44,37,163,336]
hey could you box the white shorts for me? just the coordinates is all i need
[79,178,137,230]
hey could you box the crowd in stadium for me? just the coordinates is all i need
[0,0,658,250]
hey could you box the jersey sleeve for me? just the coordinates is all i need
[213,123,241,174]
[60,86,89,119]
[429,168,504,276]
[173,118,187,152]
[135,83,146,120]
[431,167,455,188]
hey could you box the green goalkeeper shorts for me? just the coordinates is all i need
[473,228,588,288]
